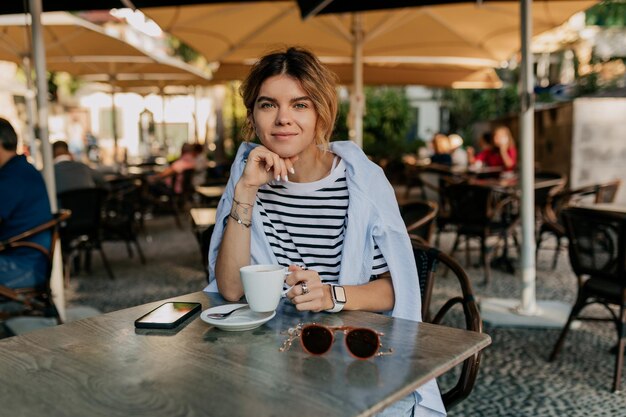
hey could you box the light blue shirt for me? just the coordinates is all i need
[205,141,445,416]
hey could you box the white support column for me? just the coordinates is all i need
[351,13,364,148]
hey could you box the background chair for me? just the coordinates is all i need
[0,210,71,324]
[399,200,438,244]
[58,187,114,280]
[411,238,484,409]
[549,206,626,392]
[101,178,146,265]
[537,179,622,268]
[446,182,519,284]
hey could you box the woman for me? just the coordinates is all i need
[207,47,444,417]
[468,126,517,171]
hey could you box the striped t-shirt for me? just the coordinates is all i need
[256,157,389,283]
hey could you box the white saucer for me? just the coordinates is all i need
[200,303,276,332]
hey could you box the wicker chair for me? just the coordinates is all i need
[549,205,626,392]
[445,182,519,284]
[411,238,484,409]
[399,200,438,244]
[0,210,71,323]
[58,187,114,280]
[537,179,621,269]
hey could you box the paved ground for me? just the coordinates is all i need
[8,206,626,416]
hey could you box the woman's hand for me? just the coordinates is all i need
[239,146,299,189]
[285,265,331,312]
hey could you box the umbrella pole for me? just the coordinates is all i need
[517,0,537,316]
[22,56,39,168]
[193,85,200,144]
[480,0,570,328]
[111,78,119,164]
[351,13,364,148]
[29,0,65,322]
[160,86,167,151]
[29,0,56,209]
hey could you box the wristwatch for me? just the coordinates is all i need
[326,284,346,313]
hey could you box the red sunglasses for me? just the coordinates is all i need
[280,323,393,360]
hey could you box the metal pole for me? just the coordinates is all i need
[160,86,167,150]
[110,78,119,164]
[29,0,65,322]
[22,56,39,168]
[351,13,364,148]
[29,0,56,211]
[517,0,537,315]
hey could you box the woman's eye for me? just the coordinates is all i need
[294,103,308,109]
[259,102,275,109]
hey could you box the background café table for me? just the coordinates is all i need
[0,292,490,417]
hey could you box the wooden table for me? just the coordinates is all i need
[195,185,226,199]
[0,292,491,417]
[190,207,217,231]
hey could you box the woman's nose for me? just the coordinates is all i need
[275,109,292,125]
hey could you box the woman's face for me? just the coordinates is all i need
[493,128,510,148]
[251,74,318,159]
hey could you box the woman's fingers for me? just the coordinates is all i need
[285,267,326,311]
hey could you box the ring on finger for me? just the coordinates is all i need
[300,281,309,295]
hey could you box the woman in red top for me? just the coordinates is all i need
[468,126,517,171]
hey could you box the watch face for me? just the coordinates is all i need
[333,286,347,303]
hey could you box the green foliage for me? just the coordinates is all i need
[333,87,413,160]
[586,0,626,27]
[223,82,247,158]
[167,36,200,62]
[441,82,519,143]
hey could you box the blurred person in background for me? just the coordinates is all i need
[53,140,107,194]
[0,117,52,289]
[429,133,452,166]
[468,127,516,171]
[149,143,198,195]
[448,133,467,167]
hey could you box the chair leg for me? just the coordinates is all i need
[97,246,115,280]
[134,238,147,265]
[450,233,461,257]
[613,306,626,392]
[536,231,544,260]
[481,237,491,285]
[465,236,471,268]
[552,237,561,270]
[125,241,134,258]
[549,295,586,362]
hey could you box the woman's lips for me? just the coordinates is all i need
[272,132,297,140]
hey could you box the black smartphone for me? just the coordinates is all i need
[134,302,202,329]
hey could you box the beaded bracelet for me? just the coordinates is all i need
[229,198,252,228]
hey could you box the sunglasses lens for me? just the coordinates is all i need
[301,325,333,355]
[346,329,379,359]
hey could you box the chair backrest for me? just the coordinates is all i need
[410,237,483,409]
[445,182,494,226]
[57,187,107,241]
[535,172,567,210]
[399,200,438,243]
[595,179,621,204]
[102,179,142,236]
[562,206,626,282]
[0,210,71,321]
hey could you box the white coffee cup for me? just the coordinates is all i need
[240,264,288,313]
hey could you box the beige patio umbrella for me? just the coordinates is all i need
[142,0,594,145]
[0,11,210,159]
[210,60,502,88]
